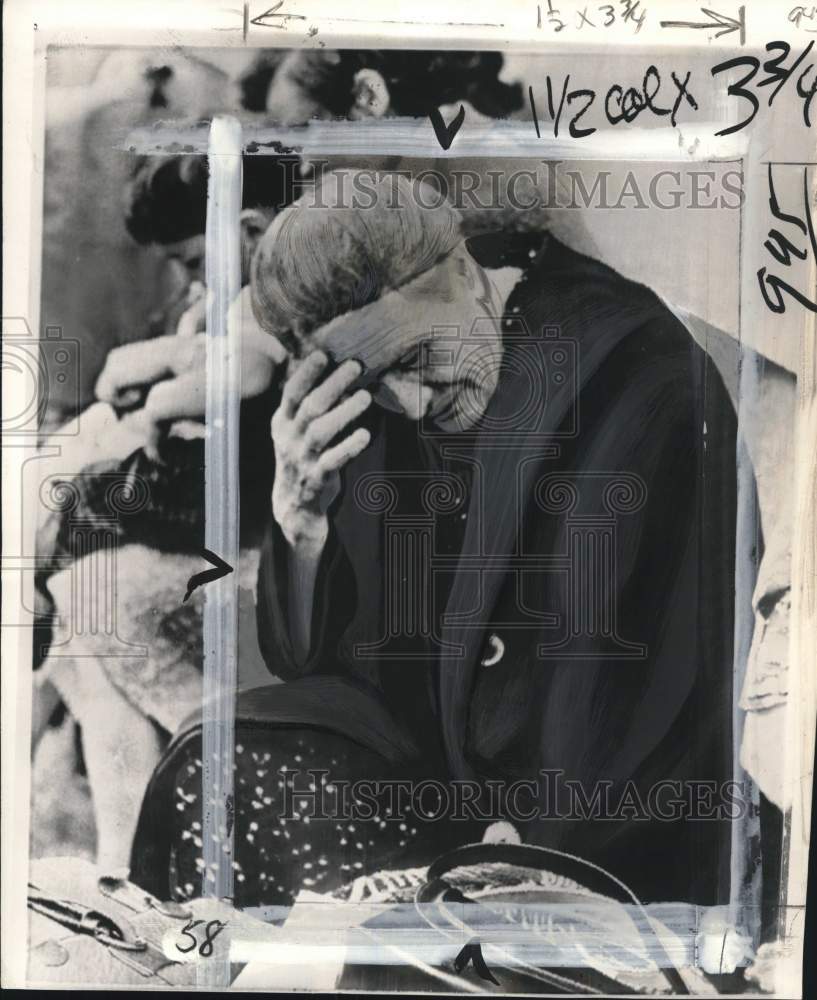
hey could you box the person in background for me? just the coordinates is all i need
[238,49,523,123]
[32,153,297,871]
[40,50,236,427]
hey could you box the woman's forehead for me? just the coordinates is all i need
[310,245,491,375]
[313,316,426,373]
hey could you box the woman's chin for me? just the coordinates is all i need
[434,409,477,432]
[430,387,485,432]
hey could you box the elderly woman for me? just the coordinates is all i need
[132,168,738,912]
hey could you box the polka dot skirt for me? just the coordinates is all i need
[159,725,475,908]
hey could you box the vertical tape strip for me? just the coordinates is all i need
[729,352,762,940]
[200,116,242,987]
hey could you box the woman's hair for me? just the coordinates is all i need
[124,153,300,246]
[239,49,523,119]
[250,170,463,348]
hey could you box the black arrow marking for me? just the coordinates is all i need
[660,6,745,45]
[250,2,307,28]
[183,548,235,603]
[429,104,466,151]
[453,938,499,985]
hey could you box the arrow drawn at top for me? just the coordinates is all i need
[183,548,235,603]
[251,2,307,28]
[429,105,466,150]
[249,3,503,29]
[660,6,745,45]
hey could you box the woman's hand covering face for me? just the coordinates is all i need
[270,354,373,553]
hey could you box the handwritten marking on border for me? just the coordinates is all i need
[758,164,817,314]
[249,2,502,29]
[711,40,817,135]
[176,919,227,958]
[183,548,235,603]
[660,5,746,45]
[250,2,307,28]
[454,939,500,985]
[429,105,466,150]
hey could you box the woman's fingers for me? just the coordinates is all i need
[281,351,328,416]
[297,359,363,425]
[305,389,371,452]
[319,426,372,472]
[241,327,289,365]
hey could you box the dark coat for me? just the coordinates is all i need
[254,235,739,904]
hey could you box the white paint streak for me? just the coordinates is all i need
[200,114,242,988]
[122,117,749,162]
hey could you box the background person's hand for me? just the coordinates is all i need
[271,352,372,553]
[94,332,206,412]
[94,287,287,424]
[175,282,207,338]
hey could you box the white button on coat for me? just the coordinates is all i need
[480,633,505,667]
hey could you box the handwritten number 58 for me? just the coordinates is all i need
[176,919,227,958]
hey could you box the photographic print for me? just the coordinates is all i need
[2,1,815,994]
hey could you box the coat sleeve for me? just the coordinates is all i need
[255,514,358,681]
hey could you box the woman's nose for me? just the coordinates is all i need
[379,373,432,420]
